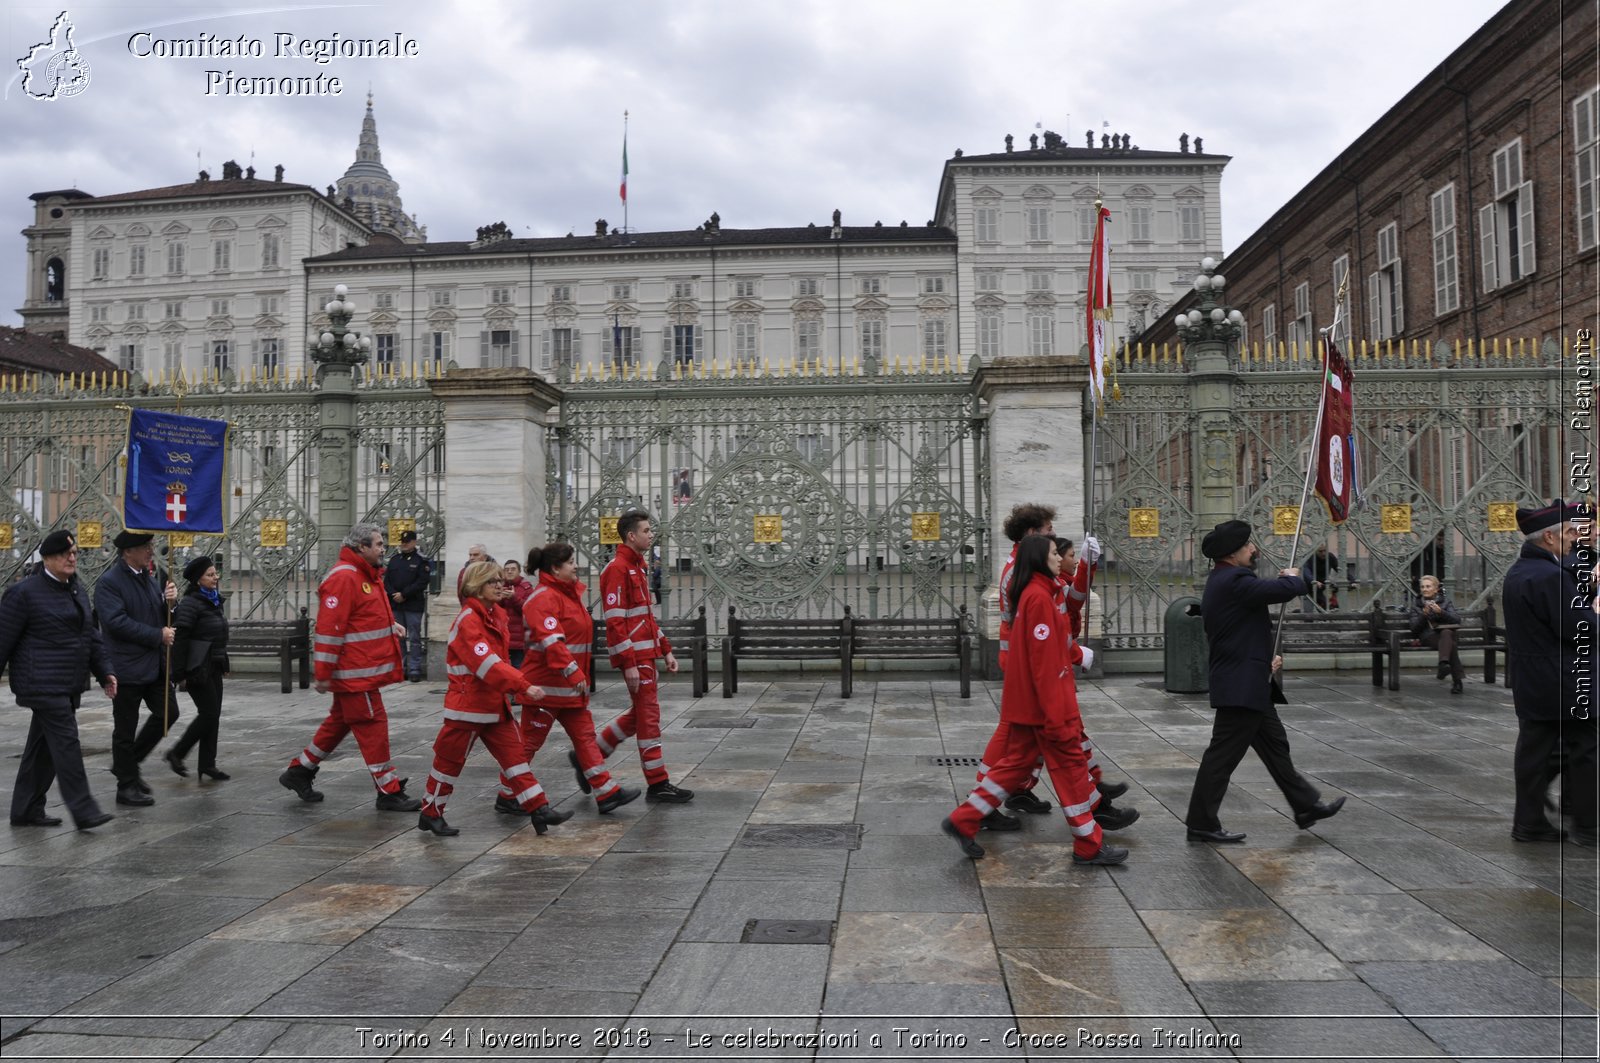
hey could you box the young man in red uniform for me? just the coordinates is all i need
[280,523,420,810]
[592,511,691,803]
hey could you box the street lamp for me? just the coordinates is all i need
[1173,257,1245,355]
[307,282,373,379]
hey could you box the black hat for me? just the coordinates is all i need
[1516,499,1589,536]
[38,529,75,557]
[399,529,418,543]
[182,556,214,584]
[1201,519,1252,560]
[113,529,153,550]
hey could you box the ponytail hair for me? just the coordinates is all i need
[526,541,576,575]
[1008,534,1056,610]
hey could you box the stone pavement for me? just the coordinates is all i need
[0,666,1595,1062]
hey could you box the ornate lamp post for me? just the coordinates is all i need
[1177,258,1248,540]
[309,283,373,568]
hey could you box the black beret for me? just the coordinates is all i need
[113,529,154,550]
[182,556,214,584]
[1516,499,1588,536]
[1201,519,1252,560]
[38,530,75,557]
[399,529,418,543]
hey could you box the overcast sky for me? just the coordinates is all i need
[1,0,1512,327]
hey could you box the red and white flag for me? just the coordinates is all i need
[1313,340,1360,523]
[1086,204,1113,406]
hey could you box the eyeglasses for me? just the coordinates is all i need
[484,578,504,585]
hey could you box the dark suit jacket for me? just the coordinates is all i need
[1503,540,1593,721]
[94,562,169,685]
[0,569,110,704]
[1203,562,1306,712]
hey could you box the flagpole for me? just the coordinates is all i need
[1080,200,1110,645]
[621,110,629,236]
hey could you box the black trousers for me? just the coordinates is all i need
[1514,717,1598,832]
[11,694,103,824]
[111,678,178,785]
[171,671,224,771]
[1186,704,1322,831]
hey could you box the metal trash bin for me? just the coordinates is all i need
[1164,596,1208,693]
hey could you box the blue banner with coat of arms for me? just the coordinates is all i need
[122,409,229,534]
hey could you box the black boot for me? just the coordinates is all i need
[529,804,574,835]
[494,795,523,815]
[1096,779,1129,800]
[116,783,153,807]
[1094,802,1141,831]
[1004,790,1053,814]
[376,789,422,812]
[569,749,592,794]
[597,786,641,814]
[646,781,694,803]
[278,763,323,802]
[417,812,459,836]
[941,816,984,859]
[980,809,1022,831]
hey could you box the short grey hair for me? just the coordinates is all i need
[344,522,385,550]
[1526,522,1569,548]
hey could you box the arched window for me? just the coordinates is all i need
[45,257,64,301]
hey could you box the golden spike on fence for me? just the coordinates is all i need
[1175,344,1184,366]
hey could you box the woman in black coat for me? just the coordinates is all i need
[165,556,231,780]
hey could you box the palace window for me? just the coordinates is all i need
[1577,88,1600,252]
[1367,225,1403,341]
[1480,138,1535,290]
[129,245,146,277]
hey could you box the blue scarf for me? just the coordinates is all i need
[198,586,222,608]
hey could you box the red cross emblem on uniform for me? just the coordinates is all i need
[165,491,187,523]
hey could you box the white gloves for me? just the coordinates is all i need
[1083,535,1102,565]
[1078,645,1095,671]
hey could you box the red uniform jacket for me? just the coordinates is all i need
[1053,558,1093,664]
[444,597,526,724]
[519,574,593,707]
[997,543,1019,673]
[500,576,534,651]
[600,543,672,669]
[313,546,402,692]
[1000,574,1078,728]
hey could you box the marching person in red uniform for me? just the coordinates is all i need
[418,561,573,837]
[280,523,420,810]
[944,535,1127,866]
[495,543,640,816]
[592,511,691,803]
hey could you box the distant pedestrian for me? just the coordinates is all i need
[1184,519,1344,844]
[1,531,117,830]
[649,559,663,604]
[1299,542,1339,612]
[165,556,232,781]
[1503,501,1595,846]
[456,543,487,603]
[1410,529,1448,595]
[500,559,534,668]
[1407,575,1464,695]
[384,529,432,682]
[95,530,179,808]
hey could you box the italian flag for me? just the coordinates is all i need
[620,135,629,204]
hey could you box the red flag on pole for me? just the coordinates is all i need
[1086,204,1113,405]
[1313,340,1359,523]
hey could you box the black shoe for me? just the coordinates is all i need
[1187,826,1246,843]
[494,795,523,815]
[408,675,423,683]
[646,781,694,803]
[597,786,641,814]
[164,749,189,778]
[75,811,115,831]
[1004,790,1053,814]
[1097,779,1129,800]
[941,816,985,859]
[279,764,324,803]
[569,749,592,794]
[529,804,574,835]
[1450,680,1463,695]
[116,785,153,807]
[376,790,422,812]
[417,813,459,836]
[1571,829,1598,847]
[980,809,1023,831]
[1073,843,1129,866]
[1095,804,1141,831]
[1437,661,1452,680]
[198,767,230,781]
[9,811,63,827]
[1512,823,1568,843]
[133,777,152,795]
[1294,796,1346,830]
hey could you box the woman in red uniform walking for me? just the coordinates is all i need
[943,535,1127,865]
[496,543,640,815]
[418,560,574,837]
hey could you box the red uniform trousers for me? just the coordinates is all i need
[291,690,403,794]
[595,662,669,785]
[500,701,623,805]
[954,719,1104,858]
[423,715,549,817]
[976,728,1103,801]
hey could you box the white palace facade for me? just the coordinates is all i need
[17,109,1228,379]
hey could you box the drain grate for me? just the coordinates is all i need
[743,919,834,945]
[684,715,758,728]
[925,755,983,768]
[737,823,862,850]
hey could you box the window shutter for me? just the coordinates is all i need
[1479,203,1499,292]
[662,325,673,363]
[541,329,552,370]
[570,331,581,366]
[1391,260,1403,333]
[1516,182,1536,277]
[1366,272,1382,343]
[694,325,704,361]
[479,330,489,368]
[511,329,521,368]
[602,325,612,362]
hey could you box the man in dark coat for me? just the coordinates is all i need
[0,531,117,829]
[1184,519,1345,843]
[94,530,178,807]
[1503,500,1596,845]
[384,529,432,682]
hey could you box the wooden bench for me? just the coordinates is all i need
[589,606,709,698]
[1373,601,1502,691]
[1276,606,1387,687]
[229,609,312,694]
[721,605,849,698]
[844,606,973,699]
